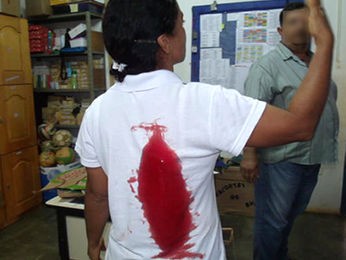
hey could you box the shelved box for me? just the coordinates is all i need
[70,37,87,48]
[40,160,81,201]
[29,25,49,53]
[52,1,104,15]
[69,31,104,51]
[26,0,52,17]
[93,69,105,88]
[0,0,20,17]
[91,31,103,52]
[68,23,86,39]
[50,0,71,5]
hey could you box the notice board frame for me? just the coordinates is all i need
[191,0,304,82]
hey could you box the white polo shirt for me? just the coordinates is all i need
[75,70,265,260]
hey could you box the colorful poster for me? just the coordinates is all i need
[199,9,283,93]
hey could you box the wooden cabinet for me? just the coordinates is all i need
[0,85,37,154]
[0,146,41,224]
[0,15,41,229]
[0,15,32,85]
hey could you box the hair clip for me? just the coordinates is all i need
[112,61,127,72]
[134,39,157,44]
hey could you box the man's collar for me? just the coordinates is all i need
[277,42,312,65]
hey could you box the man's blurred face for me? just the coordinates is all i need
[278,8,310,46]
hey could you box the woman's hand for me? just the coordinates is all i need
[306,0,334,48]
[88,239,106,260]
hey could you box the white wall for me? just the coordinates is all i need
[308,0,346,214]
[176,0,346,214]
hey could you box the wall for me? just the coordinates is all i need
[176,0,346,214]
[307,0,346,213]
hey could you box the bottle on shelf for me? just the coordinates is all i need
[47,30,54,54]
[70,70,78,89]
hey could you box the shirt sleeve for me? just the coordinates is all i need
[75,106,101,168]
[209,86,266,156]
[244,63,275,102]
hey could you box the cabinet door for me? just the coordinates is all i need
[1,146,41,222]
[0,85,37,154]
[0,15,32,85]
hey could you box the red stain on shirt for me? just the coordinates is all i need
[130,122,204,259]
[127,176,137,194]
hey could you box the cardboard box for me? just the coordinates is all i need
[26,0,52,17]
[91,31,103,52]
[41,165,86,191]
[40,161,82,201]
[50,0,71,5]
[69,32,104,51]
[52,1,104,15]
[93,68,105,88]
[50,0,100,5]
[68,23,86,39]
[0,0,20,17]
[214,167,255,216]
[69,37,87,48]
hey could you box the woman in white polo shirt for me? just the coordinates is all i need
[75,0,333,259]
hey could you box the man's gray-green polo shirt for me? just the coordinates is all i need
[244,42,339,164]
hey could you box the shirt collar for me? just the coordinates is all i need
[277,42,312,66]
[114,69,183,92]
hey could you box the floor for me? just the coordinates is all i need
[0,205,345,260]
[0,205,59,260]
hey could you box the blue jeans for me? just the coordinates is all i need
[254,161,320,260]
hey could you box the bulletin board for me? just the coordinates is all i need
[191,0,304,93]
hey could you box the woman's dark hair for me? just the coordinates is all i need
[103,0,179,82]
[279,2,307,26]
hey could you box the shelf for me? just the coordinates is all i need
[34,88,106,94]
[91,51,104,56]
[29,12,103,23]
[31,9,106,131]
[94,88,107,92]
[31,51,104,58]
[55,124,80,129]
[34,89,91,93]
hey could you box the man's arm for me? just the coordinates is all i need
[247,0,334,148]
[85,167,109,260]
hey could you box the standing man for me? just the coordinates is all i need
[242,2,339,260]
